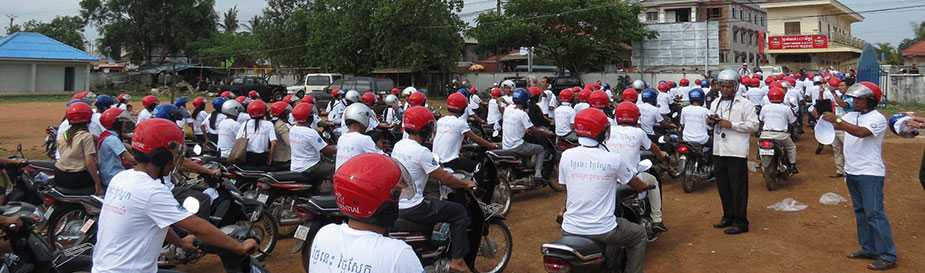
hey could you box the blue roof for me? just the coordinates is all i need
[0,32,97,62]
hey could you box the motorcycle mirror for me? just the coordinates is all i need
[657,136,666,144]
[182,197,200,214]
[672,112,679,118]
[16,144,22,153]
[638,159,653,173]
[193,144,203,156]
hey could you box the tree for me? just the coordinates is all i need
[875,43,903,65]
[80,0,218,63]
[468,0,655,74]
[188,32,261,66]
[220,6,240,33]
[252,0,313,67]
[8,16,87,50]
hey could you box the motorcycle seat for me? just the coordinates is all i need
[616,185,639,201]
[55,186,95,196]
[29,160,57,171]
[392,218,434,232]
[308,195,338,211]
[486,150,522,165]
[269,171,311,183]
[547,235,602,260]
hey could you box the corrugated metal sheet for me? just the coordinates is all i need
[0,32,97,62]
[632,21,720,67]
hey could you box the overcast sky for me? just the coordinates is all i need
[1,0,923,51]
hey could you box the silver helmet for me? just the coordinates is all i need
[221,100,244,117]
[845,82,881,103]
[631,80,645,90]
[344,90,361,103]
[812,75,823,83]
[500,80,515,89]
[384,94,399,105]
[343,103,374,129]
[401,87,417,97]
[716,69,740,84]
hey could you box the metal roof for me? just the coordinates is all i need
[0,32,97,62]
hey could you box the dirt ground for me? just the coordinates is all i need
[2,100,923,273]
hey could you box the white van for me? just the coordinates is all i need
[287,73,343,95]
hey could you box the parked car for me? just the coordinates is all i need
[218,75,287,101]
[502,76,528,89]
[548,76,582,95]
[319,77,395,112]
[286,73,343,96]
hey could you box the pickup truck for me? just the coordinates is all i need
[217,75,287,100]
[286,73,343,97]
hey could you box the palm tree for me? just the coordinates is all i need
[242,15,262,33]
[220,6,239,33]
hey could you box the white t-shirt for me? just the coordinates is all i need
[785,88,802,110]
[90,112,103,137]
[235,119,277,153]
[638,103,663,135]
[606,125,651,166]
[192,111,208,135]
[93,169,193,273]
[328,100,346,125]
[746,87,767,106]
[335,132,380,170]
[842,110,887,176]
[656,92,672,114]
[432,115,470,163]
[806,85,822,102]
[537,101,549,116]
[290,126,329,172]
[559,144,636,236]
[547,92,558,111]
[236,112,251,124]
[760,103,796,131]
[384,107,401,126]
[392,139,441,209]
[501,107,533,149]
[217,118,241,158]
[469,95,482,113]
[554,104,576,137]
[486,99,501,125]
[309,223,424,273]
[136,109,152,123]
[204,113,226,135]
[676,86,692,102]
[680,105,711,144]
[573,102,590,113]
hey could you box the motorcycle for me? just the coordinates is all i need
[0,202,57,273]
[43,127,57,160]
[486,135,562,216]
[654,132,684,179]
[540,160,657,273]
[758,138,795,191]
[675,141,714,193]
[224,163,325,240]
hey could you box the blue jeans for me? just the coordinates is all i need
[845,175,897,263]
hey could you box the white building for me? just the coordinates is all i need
[0,32,96,93]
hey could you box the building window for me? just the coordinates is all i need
[732,28,738,43]
[646,12,658,22]
[708,8,721,19]
[784,22,801,35]
[732,8,736,20]
[670,8,691,22]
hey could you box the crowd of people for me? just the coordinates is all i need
[27,63,913,272]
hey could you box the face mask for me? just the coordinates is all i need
[844,97,856,112]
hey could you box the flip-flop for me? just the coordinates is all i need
[866,260,896,271]
[847,251,877,260]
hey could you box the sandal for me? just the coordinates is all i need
[866,260,896,271]
[847,251,877,260]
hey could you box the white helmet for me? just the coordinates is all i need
[221,100,245,117]
[631,80,645,90]
[343,103,374,129]
[344,90,361,103]
[501,80,515,89]
[717,69,740,84]
[401,87,417,97]
[384,94,399,105]
[812,75,823,83]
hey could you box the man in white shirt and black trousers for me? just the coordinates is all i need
[708,69,759,235]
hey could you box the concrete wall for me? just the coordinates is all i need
[459,72,707,89]
[884,74,925,104]
[0,63,31,92]
[0,61,90,93]
[35,64,65,92]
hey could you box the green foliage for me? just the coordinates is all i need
[221,6,240,33]
[188,32,261,66]
[7,16,87,50]
[876,43,903,65]
[252,0,313,68]
[80,0,219,63]
[468,0,655,74]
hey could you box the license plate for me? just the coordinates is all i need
[759,149,775,156]
[257,193,269,204]
[294,225,311,241]
[250,211,260,222]
[80,219,95,234]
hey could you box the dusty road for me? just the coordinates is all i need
[1,100,923,273]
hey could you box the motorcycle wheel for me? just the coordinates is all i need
[668,154,685,179]
[47,205,95,251]
[243,210,278,260]
[681,162,696,193]
[762,157,778,191]
[547,164,565,192]
[472,219,513,273]
[492,178,512,216]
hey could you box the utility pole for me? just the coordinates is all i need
[705,18,710,75]
[6,15,16,33]
[497,0,502,15]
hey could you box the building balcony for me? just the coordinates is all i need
[766,31,864,54]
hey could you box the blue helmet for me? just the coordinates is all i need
[888,113,918,137]
[211,97,226,111]
[457,88,470,98]
[700,80,710,88]
[94,95,115,110]
[602,83,611,91]
[641,88,658,105]
[689,88,705,102]
[174,96,189,107]
[512,88,530,105]
[153,104,183,122]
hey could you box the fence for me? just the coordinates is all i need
[459,72,707,90]
[883,74,925,104]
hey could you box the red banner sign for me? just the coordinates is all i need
[767,35,829,50]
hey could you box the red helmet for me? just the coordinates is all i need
[667,81,676,88]
[65,102,93,124]
[559,89,574,102]
[330,88,341,98]
[827,78,842,87]
[490,88,501,98]
[235,96,246,103]
[391,87,401,95]
[680,79,690,86]
[402,106,435,133]
[408,92,426,106]
[469,86,478,94]
[270,101,291,117]
[750,77,761,87]
[100,108,126,129]
[282,95,293,103]
[142,95,159,108]
[695,79,702,86]
[292,103,314,123]
[621,88,638,103]
[131,118,184,155]
[583,83,596,91]
[116,93,130,103]
[657,83,669,92]
[220,91,234,98]
[849,81,882,104]
[578,89,592,102]
[771,80,782,89]
[72,91,91,100]
[784,77,797,87]
[361,91,376,105]
[615,102,640,125]
[301,95,315,104]
[334,153,409,221]
[248,90,259,99]
[589,91,610,109]
[574,108,610,139]
[765,76,774,85]
[446,92,468,112]
[192,96,205,108]
[768,87,785,103]
[247,100,267,118]
[528,86,542,97]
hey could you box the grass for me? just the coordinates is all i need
[880,103,925,116]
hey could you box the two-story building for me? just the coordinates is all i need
[760,0,865,71]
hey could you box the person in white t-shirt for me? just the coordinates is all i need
[558,108,651,273]
[217,100,244,159]
[607,102,669,233]
[487,88,503,134]
[335,103,382,170]
[545,89,558,118]
[679,89,711,145]
[502,88,554,182]
[204,97,227,144]
[236,100,278,168]
[676,78,692,104]
[94,119,256,273]
[308,153,424,273]
[393,106,477,273]
[190,97,209,145]
[656,82,672,117]
[434,93,498,174]
[137,95,159,124]
[745,78,767,110]
[554,88,578,140]
[759,87,798,171]
[572,88,591,113]
[638,89,669,139]
[289,103,336,190]
[821,82,897,270]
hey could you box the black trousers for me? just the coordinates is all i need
[443,157,476,174]
[54,169,94,194]
[713,156,749,228]
[400,199,470,259]
[245,152,269,168]
[207,133,218,144]
[301,161,334,193]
